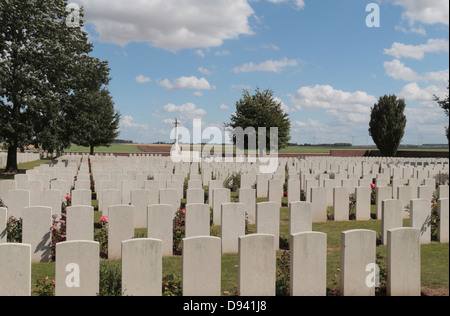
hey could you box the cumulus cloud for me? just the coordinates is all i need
[157,76,212,91]
[135,75,151,84]
[384,59,449,83]
[78,0,255,50]
[163,102,207,120]
[120,115,148,130]
[266,0,305,10]
[384,39,449,60]
[198,67,213,75]
[291,85,377,121]
[394,0,449,26]
[233,57,298,73]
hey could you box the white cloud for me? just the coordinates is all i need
[384,39,449,60]
[163,102,207,120]
[193,91,204,97]
[273,97,290,113]
[198,67,213,75]
[135,75,151,84]
[158,76,212,90]
[220,104,230,110]
[231,84,252,90]
[384,59,449,83]
[291,85,377,121]
[215,50,231,56]
[78,0,255,50]
[195,49,206,58]
[266,0,305,10]
[233,57,298,73]
[384,59,422,81]
[120,116,148,130]
[394,0,449,26]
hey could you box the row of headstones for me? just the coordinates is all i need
[2,196,448,265]
[0,152,41,169]
[0,228,423,296]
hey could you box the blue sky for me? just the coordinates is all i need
[78,0,449,145]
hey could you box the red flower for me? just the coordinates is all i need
[283,191,287,197]
[65,194,71,200]
[181,209,186,215]
[371,183,376,189]
[100,216,109,223]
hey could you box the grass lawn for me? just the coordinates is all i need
[1,159,53,181]
[28,194,449,296]
[66,144,140,153]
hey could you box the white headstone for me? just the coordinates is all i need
[121,239,162,296]
[0,244,31,296]
[182,236,221,296]
[55,241,99,296]
[238,234,276,296]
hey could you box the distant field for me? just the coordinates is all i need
[63,144,449,155]
[66,144,140,153]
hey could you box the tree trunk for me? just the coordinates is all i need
[5,143,18,174]
[90,144,95,156]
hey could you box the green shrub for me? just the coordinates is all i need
[35,276,55,296]
[276,251,290,296]
[224,172,241,192]
[5,216,22,243]
[98,261,122,296]
[162,274,182,296]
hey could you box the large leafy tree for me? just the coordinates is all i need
[69,88,121,155]
[434,82,449,146]
[225,88,291,152]
[0,0,110,173]
[369,95,407,157]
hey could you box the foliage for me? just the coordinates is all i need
[431,194,440,242]
[245,212,254,235]
[69,89,120,155]
[375,252,388,296]
[0,198,5,208]
[0,0,110,172]
[225,88,291,151]
[224,172,241,192]
[51,213,67,261]
[173,209,186,256]
[279,235,289,250]
[4,216,22,243]
[95,216,109,259]
[434,173,449,186]
[98,261,122,297]
[162,274,182,297]
[371,187,376,205]
[349,193,356,220]
[369,95,407,157]
[434,82,449,145]
[300,190,306,202]
[276,251,291,296]
[35,277,55,297]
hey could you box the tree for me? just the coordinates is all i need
[434,82,449,146]
[225,88,291,152]
[69,88,121,155]
[0,0,109,173]
[369,95,407,157]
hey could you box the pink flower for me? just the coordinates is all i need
[65,194,71,200]
[371,183,376,189]
[100,216,108,223]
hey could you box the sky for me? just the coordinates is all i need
[76,0,449,146]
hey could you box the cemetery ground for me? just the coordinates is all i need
[63,144,449,155]
[1,156,448,296]
[16,176,448,297]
